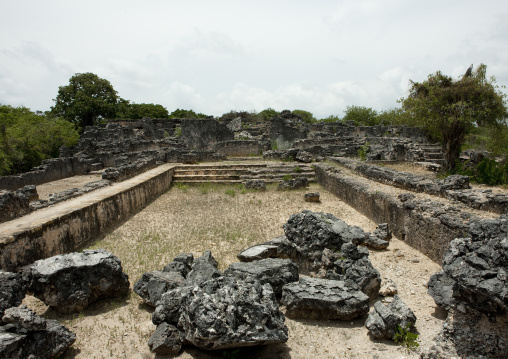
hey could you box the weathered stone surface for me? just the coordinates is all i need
[379,278,398,297]
[277,176,309,190]
[30,180,111,211]
[237,243,279,262]
[439,174,470,191]
[224,258,299,295]
[324,243,381,299]
[364,223,392,250]
[0,271,27,319]
[163,253,194,277]
[295,150,313,163]
[185,250,222,286]
[152,286,193,326]
[133,271,185,307]
[427,271,455,311]
[156,276,288,350]
[0,185,38,223]
[148,322,184,355]
[283,210,367,260]
[23,249,130,314]
[244,179,266,191]
[304,192,320,203]
[421,310,508,359]
[365,295,417,339]
[0,306,76,359]
[102,155,157,182]
[281,276,369,320]
[437,214,508,315]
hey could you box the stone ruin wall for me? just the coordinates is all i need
[315,164,474,263]
[0,115,439,192]
[0,165,176,271]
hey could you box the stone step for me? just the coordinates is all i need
[172,178,317,184]
[425,153,445,159]
[173,174,241,181]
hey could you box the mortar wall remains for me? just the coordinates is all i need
[0,165,175,271]
[315,164,473,262]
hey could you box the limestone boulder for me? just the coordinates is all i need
[364,223,392,250]
[133,271,185,307]
[244,180,266,191]
[148,322,184,355]
[281,276,369,320]
[282,210,367,261]
[237,243,279,262]
[163,253,194,277]
[23,249,130,314]
[427,270,455,311]
[365,295,417,339]
[155,276,288,350]
[0,306,76,359]
[224,258,299,296]
[185,250,222,286]
[0,271,27,319]
[324,243,381,299]
[277,177,308,191]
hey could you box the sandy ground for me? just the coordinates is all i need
[24,181,444,359]
[36,173,103,200]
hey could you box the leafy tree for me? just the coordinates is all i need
[342,106,379,126]
[292,109,316,123]
[258,108,279,121]
[116,100,169,119]
[169,108,208,119]
[320,115,341,123]
[376,108,406,125]
[401,64,507,169]
[219,110,257,122]
[0,105,79,175]
[51,72,118,130]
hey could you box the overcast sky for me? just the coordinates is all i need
[1,0,507,119]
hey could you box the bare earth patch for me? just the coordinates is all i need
[24,182,443,359]
[36,173,103,200]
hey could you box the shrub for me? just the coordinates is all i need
[393,323,419,351]
[293,166,302,173]
[357,142,369,161]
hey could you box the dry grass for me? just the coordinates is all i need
[23,182,442,359]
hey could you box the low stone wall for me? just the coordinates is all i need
[315,164,475,263]
[0,157,92,191]
[215,140,265,156]
[330,157,508,215]
[0,165,176,271]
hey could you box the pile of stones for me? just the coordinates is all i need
[135,210,417,356]
[0,249,130,358]
[425,214,508,358]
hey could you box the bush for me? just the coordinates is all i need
[393,323,419,351]
[454,158,508,186]
[0,105,79,175]
[357,142,369,161]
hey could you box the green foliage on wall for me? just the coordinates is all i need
[0,105,79,175]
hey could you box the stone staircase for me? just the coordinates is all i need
[172,163,316,184]
[419,144,445,165]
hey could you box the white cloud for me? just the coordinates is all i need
[0,1,507,116]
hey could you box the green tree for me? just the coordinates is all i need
[116,100,169,119]
[169,108,208,119]
[258,108,279,121]
[292,109,316,123]
[342,106,379,126]
[401,64,507,169]
[51,72,118,130]
[0,105,79,175]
